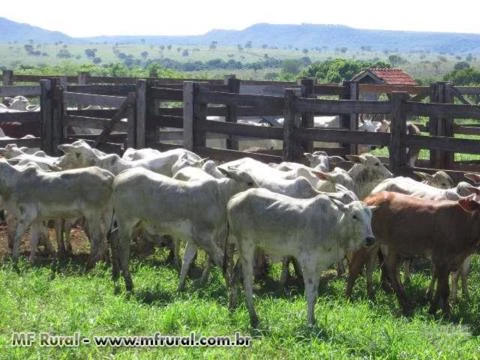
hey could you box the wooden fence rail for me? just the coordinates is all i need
[2,73,480,178]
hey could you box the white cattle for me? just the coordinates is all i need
[0,143,41,158]
[7,152,61,171]
[413,170,455,189]
[0,161,113,265]
[57,141,202,176]
[122,147,162,161]
[218,157,337,196]
[345,154,393,200]
[226,188,375,326]
[111,167,254,292]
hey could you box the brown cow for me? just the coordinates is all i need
[363,191,480,316]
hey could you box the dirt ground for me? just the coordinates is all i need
[0,224,90,261]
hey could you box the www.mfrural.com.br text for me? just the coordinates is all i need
[11,331,252,348]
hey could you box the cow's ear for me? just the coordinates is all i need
[458,196,480,212]
[304,153,314,161]
[345,154,363,164]
[311,169,331,181]
[465,173,480,185]
[57,143,73,153]
[413,171,433,182]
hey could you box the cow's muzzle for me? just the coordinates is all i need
[365,236,376,247]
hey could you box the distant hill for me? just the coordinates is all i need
[2,17,480,54]
[0,17,75,43]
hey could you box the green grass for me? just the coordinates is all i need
[1,251,480,359]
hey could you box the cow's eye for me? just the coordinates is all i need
[247,182,254,187]
[352,214,358,220]
[375,163,380,166]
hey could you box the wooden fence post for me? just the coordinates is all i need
[224,75,240,150]
[283,88,300,162]
[2,70,13,86]
[126,91,137,149]
[78,71,90,85]
[341,80,359,155]
[183,82,206,152]
[429,82,453,168]
[299,78,315,155]
[389,92,409,173]
[51,78,65,156]
[135,79,148,148]
[40,79,54,154]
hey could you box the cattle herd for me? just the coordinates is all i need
[1,139,480,328]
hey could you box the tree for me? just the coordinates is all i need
[388,54,407,67]
[209,41,218,50]
[444,67,480,85]
[454,61,470,71]
[301,58,391,83]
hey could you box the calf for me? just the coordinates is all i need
[364,191,480,316]
[227,188,375,327]
[0,160,114,266]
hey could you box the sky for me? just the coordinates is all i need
[2,0,480,37]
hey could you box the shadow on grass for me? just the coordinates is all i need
[135,285,175,306]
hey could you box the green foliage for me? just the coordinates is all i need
[300,58,391,83]
[444,67,480,85]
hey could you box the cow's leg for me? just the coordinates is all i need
[365,247,378,298]
[117,224,134,292]
[199,256,212,285]
[54,219,66,258]
[426,263,437,300]
[38,222,54,255]
[279,257,290,288]
[403,259,411,284]
[12,215,33,261]
[6,213,16,250]
[85,217,107,268]
[384,252,411,314]
[430,264,450,316]
[28,221,42,263]
[300,260,321,326]
[346,249,366,298]
[109,227,121,293]
[240,243,258,328]
[178,241,198,291]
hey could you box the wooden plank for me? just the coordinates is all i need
[66,109,117,118]
[95,92,135,148]
[40,79,53,154]
[313,84,348,96]
[296,128,390,146]
[198,119,283,139]
[0,86,41,97]
[389,92,409,172]
[66,84,135,95]
[152,115,184,128]
[0,112,40,124]
[135,80,148,148]
[405,134,480,154]
[283,89,299,161]
[198,90,284,110]
[359,84,429,95]
[0,137,41,148]
[407,101,480,119]
[295,97,392,114]
[52,80,65,156]
[150,87,183,101]
[64,92,126,108]
[67,115,128,132]
[183,82,195,150]
[225,76,240,150]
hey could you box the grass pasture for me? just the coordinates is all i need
[1,242,480,359]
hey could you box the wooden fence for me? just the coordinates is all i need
[2,71,480,181]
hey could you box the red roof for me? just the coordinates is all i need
[367,68,417,85]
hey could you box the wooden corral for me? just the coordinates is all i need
[2,70,480,183]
